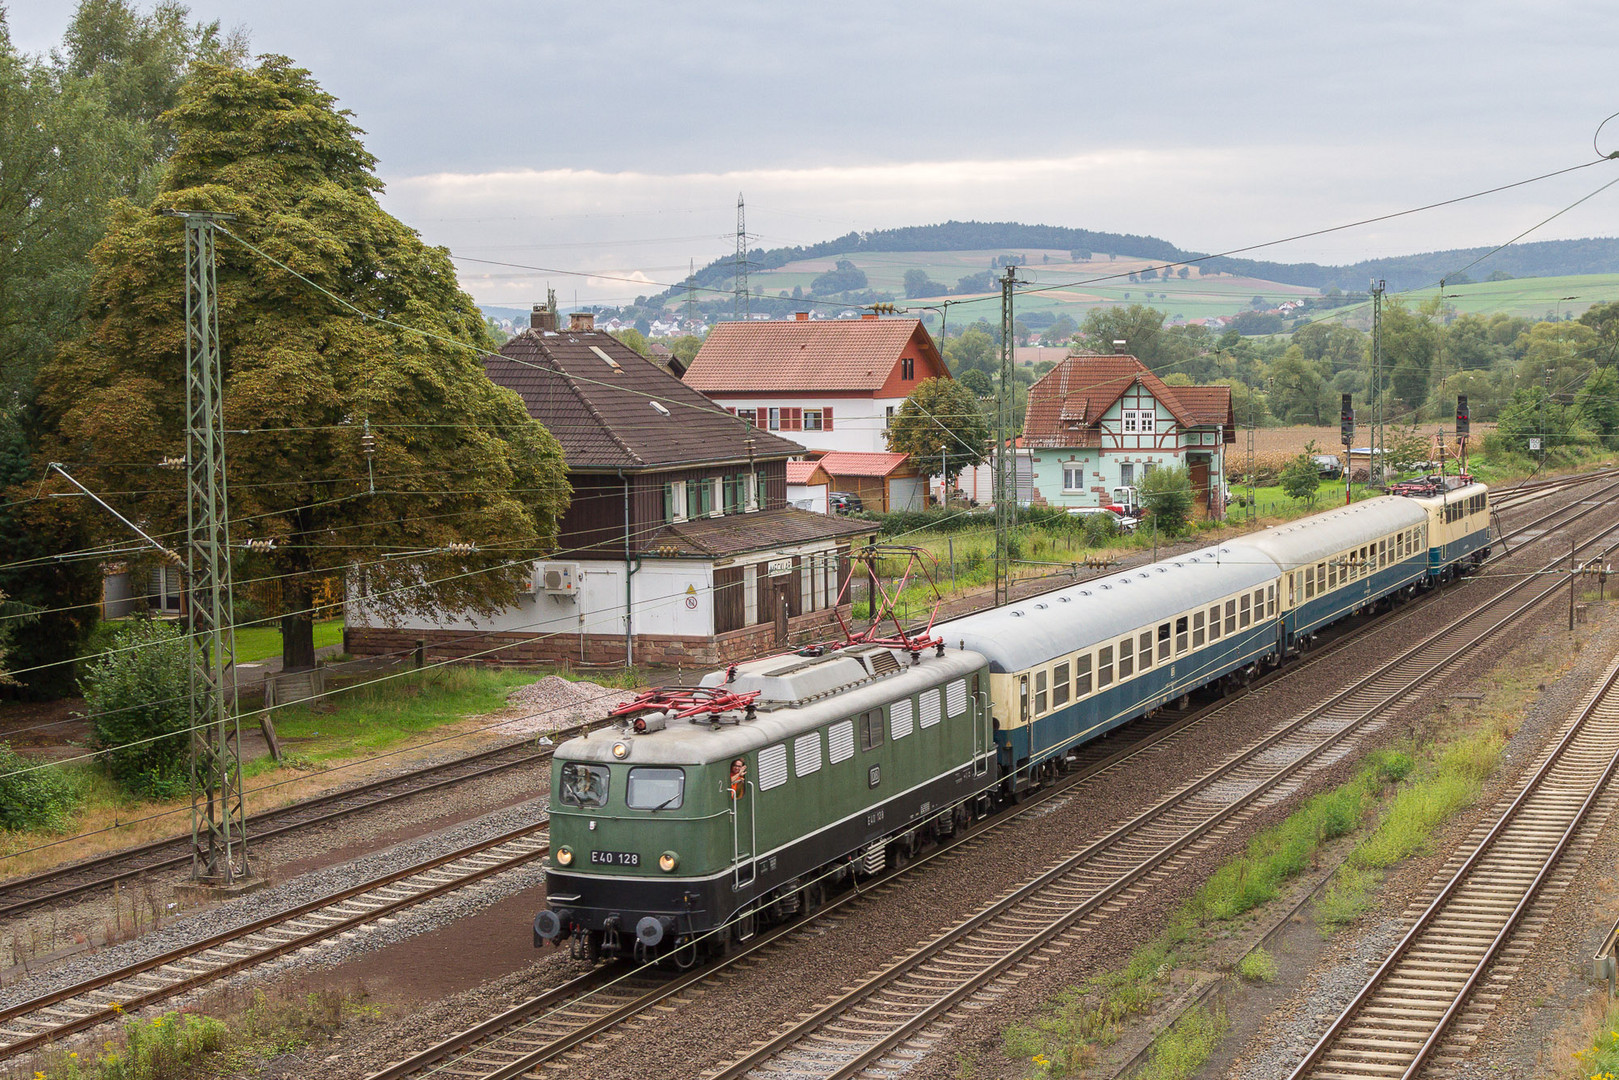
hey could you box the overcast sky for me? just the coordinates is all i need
[11,1,1619,308]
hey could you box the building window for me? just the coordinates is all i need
[901,357,915,380]
[768,407,781,430]
[1063,464,1084,491]
[667,480,687,522]
[1123,408,1156,433]
[723,474,746,514]
[1120,462,1135,486]
[803,408,823,431]
[885,405,895,428]
[737,408,757,426]
[686,480,712,521]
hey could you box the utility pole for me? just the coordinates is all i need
[1369,280,1385,486]
[167,209,248,885]
[994,266,1021,606]
[734,193,749,322]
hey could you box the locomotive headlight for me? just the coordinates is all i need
[659,851,679,872]
[611,740,631,760]
[555,845,574,866]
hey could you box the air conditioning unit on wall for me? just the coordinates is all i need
[539,562,580,598]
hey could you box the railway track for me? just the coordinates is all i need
[1285,658,1619,1078]
[691,520,1619,1080]
[356,500,1619,1080]
[4,469,1598,926]
[0,709,616,921]
[0,821,551,1061]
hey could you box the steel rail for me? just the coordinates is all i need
[0,716,607,921]
[1288,657,1619,1078]
[0,821,550,1059]
[357,491,1619,1080]
[700,516,1619,1080]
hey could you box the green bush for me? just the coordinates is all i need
[1236,948,1277,983]
[80,619,193,799]
[1082,512,1119,546]
[99,1011,228,1080]
[1138,466,1194,535]
[0,741,79,831]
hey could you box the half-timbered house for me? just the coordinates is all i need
[1022,353,1234,517]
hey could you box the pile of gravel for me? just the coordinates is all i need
[494,677,634,735]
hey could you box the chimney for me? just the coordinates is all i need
[530,305,558,331]
[569,312,596,332]
[794,311,809,321]
[861,312,877,320]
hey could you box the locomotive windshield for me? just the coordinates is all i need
[626,767,684,810]
[559,763,609,808]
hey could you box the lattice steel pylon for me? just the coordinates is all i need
[734,192,749,321]
[172,210,248,884]
[995,266,1021,606]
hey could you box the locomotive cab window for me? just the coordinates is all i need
[626,767,684,810]
[559,763,610,808]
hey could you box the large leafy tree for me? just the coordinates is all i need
[0,2,240,695]
[885,377,990,487]
[38,56,569,669]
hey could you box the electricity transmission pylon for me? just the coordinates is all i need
[168,209,249,884]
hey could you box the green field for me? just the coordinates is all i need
[746,248,1615,327]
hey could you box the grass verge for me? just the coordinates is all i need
[231,618,345,664]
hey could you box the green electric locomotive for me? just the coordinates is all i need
[534,641,993,961]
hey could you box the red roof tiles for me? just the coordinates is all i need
[1023,354,1232,449]
[684,318,942,393]
[816,451,914,478]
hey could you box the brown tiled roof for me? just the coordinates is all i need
[1025,354,1233,449]
[639,507,873,558]
[484,329,802,470]
[684,317,941,393]
[1170,386,1236,434]
[817,451,913,478]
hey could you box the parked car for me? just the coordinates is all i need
[829,491,863,514]
[1312,454,1343,479]
[1066,506,1139,533]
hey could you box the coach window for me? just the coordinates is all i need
[1097,645,1114,688]
[1253,589,1265,619]
[1175,616,1188,654]
[1240,593,1251,627]
[1328,559,1338,589]
[1192,611,1205,648]
[1267,586,1275,617]
[1304,569,1315,599]
[1053,662,1071,707]
[1118,638,1134,680]
[1075,654,1093,696]
[626,767,685,811]
[1207,606,1221,640]
[1225,599,1237,635]
[860,709,883,751]
[1139,631,1153,669]
[1157,623,1171,662]
[1034,670,1048,714]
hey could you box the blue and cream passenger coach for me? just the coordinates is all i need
[952,544,1279,786]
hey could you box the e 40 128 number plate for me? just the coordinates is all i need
[590,849,640,867]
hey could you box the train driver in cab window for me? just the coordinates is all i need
[729,758,747,799]
[561,762,609,808]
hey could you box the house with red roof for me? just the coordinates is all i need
[1023,353,1234,518]
[683,313,951,456]
[786,459,832,514]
